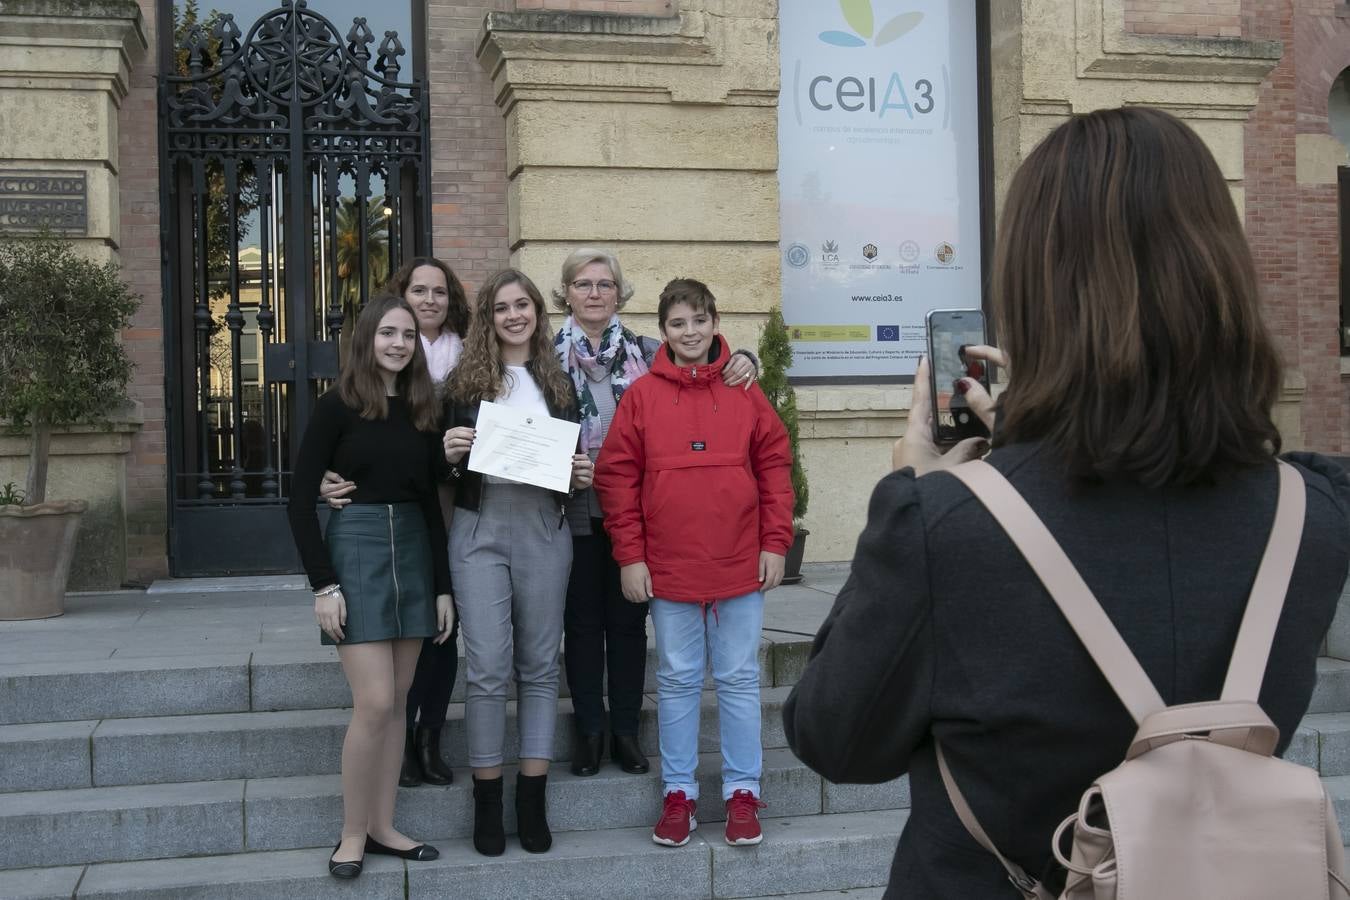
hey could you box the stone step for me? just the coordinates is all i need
[1309,658,1350,715]
[0,745,910,869]
[0,636,814,726]
[2,686,799,791]
[0,809,906,899]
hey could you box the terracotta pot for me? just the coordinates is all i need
[782,527,809,586]
[0,500,86,620]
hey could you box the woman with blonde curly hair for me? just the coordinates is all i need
[441,268,592,857]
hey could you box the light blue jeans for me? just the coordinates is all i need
[650,592,763,802]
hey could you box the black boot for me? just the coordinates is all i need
[472,775,505,856]
[398,728,422,787]
[415,725,454,785]
[515,772,552,853]
[611,733,649,774]
[569,731,603,776]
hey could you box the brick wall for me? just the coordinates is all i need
[1124,0,1241,37]
[426,2,515,295]
[1243,0,1350,453]
[514,0,675,15]
[119,0,168,584]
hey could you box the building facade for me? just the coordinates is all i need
[0,0,1345,587]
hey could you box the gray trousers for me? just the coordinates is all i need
[450,482,572,768]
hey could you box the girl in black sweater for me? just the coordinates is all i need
[287,294,454,879]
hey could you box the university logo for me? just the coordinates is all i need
[821,240,841,266]
[898,240,920,263]
[933,241,956,265]
[862,242,878,261]
[786,242,811,268]
[819,0,923,48]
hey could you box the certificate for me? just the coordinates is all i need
[466,400,581,493]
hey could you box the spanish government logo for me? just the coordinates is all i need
[898,240,920,263]
[862,242,879,261]
[786,243,811,268]
[934,241,956,265]
[819,0,923,48]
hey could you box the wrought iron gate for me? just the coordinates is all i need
[159,0,430,575]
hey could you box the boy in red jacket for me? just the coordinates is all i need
[594,278,794,848]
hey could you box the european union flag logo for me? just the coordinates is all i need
[876,325,900,342]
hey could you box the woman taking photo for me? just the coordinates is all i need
[443,268,592,856]
[783,107,1350,898]
[552,248,758,777]
[321,256,470,788]
[288,294,453,879]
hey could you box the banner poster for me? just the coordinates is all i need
[778,0,984,379]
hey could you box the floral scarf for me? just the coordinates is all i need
[554,313,650,453]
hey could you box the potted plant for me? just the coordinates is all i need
[0,232,138,619]
[758,305,810,584]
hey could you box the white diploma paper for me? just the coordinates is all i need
[466,400,580,493]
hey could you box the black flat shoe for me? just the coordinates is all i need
[328,842,363,879]
[611,733,649,774]
[364,835,440,861]
[570,732,603,776]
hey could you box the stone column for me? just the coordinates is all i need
[0,0,147,261]
[0,0,148,588]
[476,1,779,359]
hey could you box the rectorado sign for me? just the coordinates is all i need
[777,0,984,379]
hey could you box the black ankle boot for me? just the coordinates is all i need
[399,728,422,787]
[611,733,649,774]
[569,731,603,777]
[472,775,505,856]
[515,772,552,853]
[415,725,454,785]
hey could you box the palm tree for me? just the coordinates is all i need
[332,194,391,337]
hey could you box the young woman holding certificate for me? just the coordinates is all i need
[441,268,592,857]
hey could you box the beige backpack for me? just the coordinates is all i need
[936,459,1349,900]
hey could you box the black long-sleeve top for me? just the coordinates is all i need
[782,442,1350,899]
[287,389,451,595]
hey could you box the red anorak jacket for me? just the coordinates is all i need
[594,336,795,603]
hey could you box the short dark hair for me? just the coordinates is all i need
[992,106,1282,487]
[658,278,719,329]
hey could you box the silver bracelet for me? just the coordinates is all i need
[314,584,341,599]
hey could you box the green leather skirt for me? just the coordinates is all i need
[321,503,437,646]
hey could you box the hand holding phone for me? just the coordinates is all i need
[925,309,993,446]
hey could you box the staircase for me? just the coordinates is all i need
[0,575,900,899]
[2,571,1346,899]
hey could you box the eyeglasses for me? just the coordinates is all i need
[569,279,618,295]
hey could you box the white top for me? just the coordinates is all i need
[485,366,552,483]
[421,331,463,383]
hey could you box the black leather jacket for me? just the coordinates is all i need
[443,359,581,523]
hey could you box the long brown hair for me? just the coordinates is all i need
[445,268,575,411]
[384,256,470,337]
[992,106,1282,486]
[337,293,440,431]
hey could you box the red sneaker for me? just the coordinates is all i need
[652,790,698,847]
[724,789,765,846]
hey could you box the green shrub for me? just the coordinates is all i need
[0,232,138,504]
[758,305,809,522]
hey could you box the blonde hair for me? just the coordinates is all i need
[550,247,636,310]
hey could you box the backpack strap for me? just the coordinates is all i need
[935,741,1056,900]
[1220,459,1306,702]
[945,460,1165,724]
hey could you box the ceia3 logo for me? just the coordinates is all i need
[795,1,938,122]
[819,0,922,48]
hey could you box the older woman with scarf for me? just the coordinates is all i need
[553,248,758,777]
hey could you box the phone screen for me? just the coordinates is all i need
[926,309,990,444]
